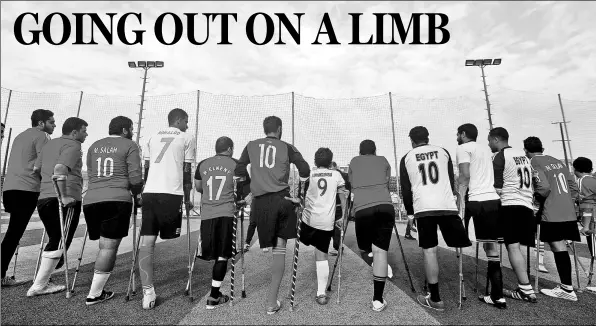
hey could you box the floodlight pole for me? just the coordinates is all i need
[480,65,494,129]
[136,68,148,144]
[553,122,570,168]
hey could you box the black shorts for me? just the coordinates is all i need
[417,215,472,250]
[539,221,581,243]
[198,216,234,261]
[354,204,395,252]
[3,190,39,216]
[467,200,503,242]
[83,201,133,241]
[37,198,82,252]
[140,193,183,239]
[299,222,333,254]
[254,190,298,248]
[500,205,537,246]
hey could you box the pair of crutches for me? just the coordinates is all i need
[325,190,353,303]
[229,201,247,305]
[124,201,142,301]
[289,181,306,311]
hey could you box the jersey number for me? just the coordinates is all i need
[418,162,439,185]
[258,144,276,168]
[96,157,114,177]
[155,137,174,163]
[517,167,531,189]
[206,176,226,201]
[553,173,569,195]
[318,178,327,196]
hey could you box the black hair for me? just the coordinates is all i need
[215,136,234,154]
[573,157,593,173]
[409,126,429,144]
[263,116,282,134]
[168,108,188,125]
[489,127,509,141]
[359,139,376,155]
[62,117,88,135]
[523,136,544,153]
[457,123,478,141]
[315,147,333,168]
[31,109,54,127]
[108,116,133,136]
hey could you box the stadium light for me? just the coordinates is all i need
[492,58,502,65]
[465,60,475,66]
[465,58,503,129]
[156,61,164,68]
[147,61,156,68]
[137,61,147,68]
[483,59,492,65]
[128,61,136,68]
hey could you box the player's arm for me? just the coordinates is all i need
[127,143,144,196]
[532,166,551,199]
[53,143,79,206]
[446,151,457,195]
[142,139,150,183]
[399,156,415,216]
[492,151,505,196]
[287,143,310,181]
[234,145,251,181]
[33,133,49,174]
[194,160,204,193]
[336,173,348,222]
[566,169,580,199]
[456,146,471,194]
[385,158,392,188]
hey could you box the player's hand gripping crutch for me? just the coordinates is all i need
[51,175,75,299]
[326,190,352,293]
[125,202,143,302]
[289,181,306,311]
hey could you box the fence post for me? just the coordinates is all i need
[3,89,12,126]
[76,91,84,118]
[388,92,401,220]
[291,92,297,197]
[192,90,201,211]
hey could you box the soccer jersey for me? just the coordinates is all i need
[530,154,578,223]
[302,167,346,231]
[348,155,393,213]
[3,128,50,192]
[195,154,237,220]
[492,147,534,209]
[235,136,310,197]
[578,175,596,214]
[456,141,500,202]
[143,127,196,196]
[399,144,458,217]
[38,137,84,201]
[84,136,143,205]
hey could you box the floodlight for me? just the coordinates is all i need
[137,61,147,68]
[156,61,164,68]
[147,61,156,68]
[465,60,475,66]
[474,59,483,66]
[492,58,502,65]
[128,61,136,68]
[483,59,492,65]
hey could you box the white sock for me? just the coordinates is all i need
[316,261,329,296]
[88,271,111,298]
[143,285,155,296]
[33,257,59,288]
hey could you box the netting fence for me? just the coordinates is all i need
[1,87,595,217]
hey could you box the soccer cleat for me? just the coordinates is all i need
[540,286,578,302]
[372,299,388,312]
[86,290,115,306]
[316,294,329,305]
[538,264,549,273]
[243,243,250,252]
[478,295,507,309]
[586,286,596,294]
[142,291,157,310]
[417,293,445,311]
[206,293,230,309]
[504,288,537,303]
[405,234,416,240]
[26,281,66,297]
[1,276,27,288]
[267,300,281,315]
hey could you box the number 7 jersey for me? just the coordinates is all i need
[492,147,534,209]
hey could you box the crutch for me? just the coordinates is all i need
[185,219,203,295]
[230,204,239,306]
[33,231,47,280]
[534,225,541,293]
[587,215,595,289]
[51,175,73,299]
[125,218,143,301]
[10,244,19,280]
[326,190,352,292]
[185,203,193,302]
[70,226,88,293]
[335,191,352,303]
[289,181,305,311]
[131,201,139,296]
[240,207,246,298]
[456,195,467,308]
[568,241,583,293]
[393,221,416,293]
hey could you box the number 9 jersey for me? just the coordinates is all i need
[492,147,534,209]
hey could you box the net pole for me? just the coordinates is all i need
[192,90,201,210]
[291,92,296,197]
[388,92,400,220]
[2,89,11,126]
[76,91,84,118]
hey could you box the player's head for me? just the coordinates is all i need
[572,157,593,177]
[31,109,56,135]
[215,136,234,156]
[263,116,282,139]
[523,136,543,158]
[109,116,134,140]
[330,161,338,170]
[1,122,4,141]
[409,126,429,148]
[168,108,189,132]
[487,127,509,153]
[360,139,376,155]
[457,123,478,145]
[315,148,333,169]
[62,117,88,143]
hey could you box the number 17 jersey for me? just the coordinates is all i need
[492,147,533,209]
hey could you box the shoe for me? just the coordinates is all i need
[262,248,269,252]
[86,290,115,306]
[316,294,329,305]
[405,234,416,240]
[586,286,596,294]
[372,299,388,312]
[478,295,507,309]
[143,290,157,310]
[417,293,445,311]
[267,300,281,315]
[27,281,66,297]
[411,226,418,233]
[1,276,27,288]
[504,288,537,303]
[540,286,578,302]
[368,252,373,258]
[539,264,549,273]
[206,293,230,309]
[329,249,338,256]
[244,243,250,252]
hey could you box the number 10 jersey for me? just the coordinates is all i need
[493,147,534,209]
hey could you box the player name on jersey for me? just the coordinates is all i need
[201,165,233,176]
[157,130,181,135]
[414,151,439,161]
[542,162,565,171]
[93,146,118,154]
[312,172,333,178]
[512,156,529,166]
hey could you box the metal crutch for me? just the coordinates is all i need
[51,176,73,299]
[393,221,416,293]
[33,231,46,280]
[535,225,541,293]
[70,226,88,293]
[185,204,193,301]
[240,207,246,298]
[326,191,352,292]
[10,244,19,280]
[125,215,143,301]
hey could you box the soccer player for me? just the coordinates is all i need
[524,136,580,301]
[488,127,537,303]
[573,157,595,237]
[139,108,196,310]
[1,110,55,287]
[194,136,249,309]
[400,126,471,311]
[349,139,394,312]
[329,161,350,256]
[287,149,347,305]
[83,116,143,305]
[456,123,506,309]
[27,117,88,297]
[234,116,310,315]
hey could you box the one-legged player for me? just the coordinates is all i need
[400,127,471,311]
[234,116,310,314]
[525,137,580,301]
[27,117,88,297]
[286,148,348,305]
[1,110,55,287]
[348,140,395,312]
[138,109,196,310]
[194,136,250,309]
[488,127,537,303]
[83,116,143,305]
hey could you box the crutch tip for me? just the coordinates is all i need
[189,297,194,302]
[241,291,247,298]
[184,290,189,296]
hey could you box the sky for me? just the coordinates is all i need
[1,1,595,171]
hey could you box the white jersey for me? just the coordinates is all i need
[456,141,500,202]
[493,147,533,209]
[302,168,345,231]
[399,144,458,217]
[143,127,196,196]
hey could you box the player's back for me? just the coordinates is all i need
[494,147,534,209]
[85,136,142,205]
[531,154,576,223]
[401,144,457,216]
[456,141,499,201]
[245,137,292,197]
[4,127,49,192]
[303,167,345,231]
[197,155,237,219]
[143,127,196,196]
[349,155,392,212]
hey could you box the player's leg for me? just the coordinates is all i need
[137,194,161,310]
[405,216,416,240]
[330,208,342,256]
[206,216,233,309]
[244,209,257,252]
[540,221,579,301]
[416,216,444,311]
[312,227,332,305]
[370,204,394,312]
[354,207,374,266]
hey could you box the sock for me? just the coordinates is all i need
[428,282,441,302]
[373,275,386,302]
[211,260,227,298]
[87,271,111,298]
[316,261,329,296]
[138,244,155,288]
[518,283,533,294]
[267,247,286,307]
[33,257,59,288]
[553,251,572,289]
[487,256,504,300]
[143,284,155,296]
